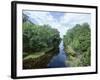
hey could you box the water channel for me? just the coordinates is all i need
[48,40,67,68]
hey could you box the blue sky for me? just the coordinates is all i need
[23,11,91,38]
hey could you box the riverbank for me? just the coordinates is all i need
[23,47,59,69]
[23,47,53,60]
[64,45,83,67]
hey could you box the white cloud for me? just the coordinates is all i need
[60,13,91,27]
[23,11,55,25]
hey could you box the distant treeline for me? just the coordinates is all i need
[63,23,91,67]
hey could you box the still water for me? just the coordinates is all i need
[48,41,67,68]
[23,41,68,69]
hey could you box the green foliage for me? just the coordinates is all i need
[63,23,91,67]
[23,17,61,53]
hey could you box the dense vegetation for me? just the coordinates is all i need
[63,23,91,67]
[23,13,61,54]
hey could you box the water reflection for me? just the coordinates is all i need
[48,41,67,68]
[23,41,67,69]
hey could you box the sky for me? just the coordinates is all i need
[23,10,91,38]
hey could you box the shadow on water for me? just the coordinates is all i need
[23,41,68,69]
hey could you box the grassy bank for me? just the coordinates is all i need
[64,45,83,67]
[23,47,59,69]
[23,47,53,60]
